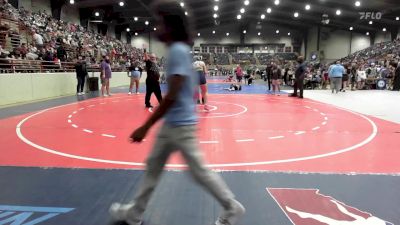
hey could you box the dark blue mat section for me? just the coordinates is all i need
[0,167,398,225]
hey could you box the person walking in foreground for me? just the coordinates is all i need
[109,1,245,225]
[290,56,307,98]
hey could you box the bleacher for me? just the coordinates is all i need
[231,53,256,64]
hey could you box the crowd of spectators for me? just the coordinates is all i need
[0,0,145,71]
[231,53,256,64]
[214,53,229,65]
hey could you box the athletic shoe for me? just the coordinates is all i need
[77,93,82,96]
[277,94,281,96]
[145,105,153,108]
[103,94,108,97]
[136,92,140,94]
[215,200,245,225]
[109,203,143,225]
[128,92,132,95]
[108,93,112,96]
[80,92,85,95]
[298,96,304,99]
[289,94,297,97]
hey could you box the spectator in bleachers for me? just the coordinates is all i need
[32,30,44,50]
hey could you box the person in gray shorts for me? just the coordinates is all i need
[109,1,245,225]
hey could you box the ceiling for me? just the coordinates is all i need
[74,0,400,35]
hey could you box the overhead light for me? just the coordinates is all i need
[366,32,369,35]
[119,1,124,7]
[243,30,247,34]
[276,29,279,34]
[213,13,218,18]
[244,0,250,6]
[126,28,130,32]
[135,32,138,36]
[274,0,280,5]
[349,26,353,31]
[226,32,230,36]
[180,2,184,7]
[383,28,387,32]
[258,32,261,36]
[237,14,242,19]
[145,21,149,25]
[396,17,399,21]
[69,0,74,4]
[355,1,361,7]
[261,14,266,19]
[305,4,311,10]
[95,12,100,17]
[288,32,291,36]
[294,12,299,18]
[369,20,373,25]
[214,5,219,11]
[153,27,157,31]
[134,17,138,21]
[198,33,201,36]
[336,9,341,15]
[185,11,188,15]
[212,30,216,34]
[266,8,272,13]
[240,8,245,14]
[215,0,219,1]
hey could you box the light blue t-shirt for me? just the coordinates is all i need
[328,64,345,78]
[164,42,197,126]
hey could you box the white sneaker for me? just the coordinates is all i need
[215,200,245,225]
[103,94,108,97]
[128,92,132,95]
[136,92,140,94]
[109,203,142,225]
[80,92,85,95]
[77,93,82,96]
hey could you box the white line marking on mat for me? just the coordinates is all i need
[312,127,320,131]
[200,141,219,144]
[68,115,72,118]
[236,139,255,142]
[72,124,78,128]
[68,120,72,123]
[295,131,306,135]
[269,136,284,140]
[102,134,116,138]
[324,117,328,121]
[322,121,327,125]
[83,129,93,134]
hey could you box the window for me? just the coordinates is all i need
[201,46,208,53]
[209,46,216,53]
[217,46,223,53]
[285,47,292,53]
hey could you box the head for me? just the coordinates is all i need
[149,53,157,62]
[151,0,194,45]
[336,60,340,65]
[297,56,304,64]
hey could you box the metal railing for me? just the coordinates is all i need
[0,58,127,74]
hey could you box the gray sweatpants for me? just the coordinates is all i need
[128,123,235,222]
[330,77,342,93]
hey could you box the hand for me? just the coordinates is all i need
[130,125,149,143]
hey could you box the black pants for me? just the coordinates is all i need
[145,82,162,107]
[293,76,304,97]
[267,76,272,90]
[77,76,85,93]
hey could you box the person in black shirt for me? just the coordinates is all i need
[265,62,273,91]
[75,56,88,95]
[144,50,162,108]
[290,56,307,98]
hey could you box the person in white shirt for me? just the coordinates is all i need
[193,56,209,111]
[32,30,44,50]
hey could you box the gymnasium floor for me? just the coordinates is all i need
[0,79,399,225]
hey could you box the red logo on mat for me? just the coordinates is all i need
[267,188,394,225]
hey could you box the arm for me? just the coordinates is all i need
[143,49,149,61]
[131,75,185,142]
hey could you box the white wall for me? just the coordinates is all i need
[374,31,391,44]
[107,23,116,39]
[0,72,148,106]
[31,0,51,14]
[60,4,80,24]
[18,0,31,9]
[351,33,370,53]
[121,31,127,43]
[130,34,167,58]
